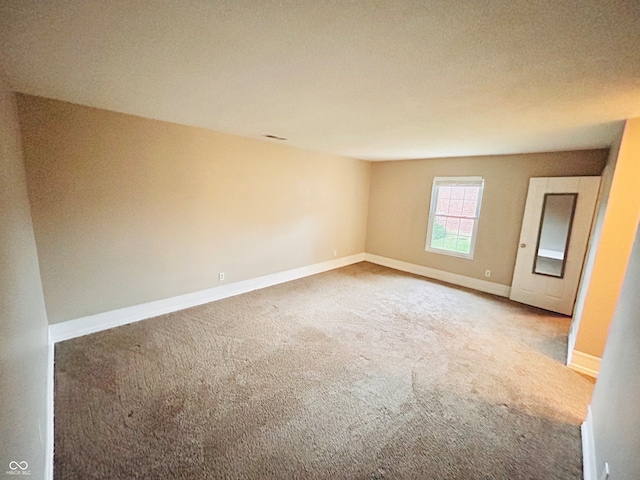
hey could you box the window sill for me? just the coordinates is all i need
[425,246,475,260]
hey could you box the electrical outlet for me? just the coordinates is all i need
[485,270,491,277]
[333,249,337,257]
[219,272,225,281]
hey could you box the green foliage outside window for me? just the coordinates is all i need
[432,221,447,240]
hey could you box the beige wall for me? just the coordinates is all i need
[0,84,49,476]
[365,151,607,287]
[17,95,371,324]
[590,220,640,479]
[573,118,640,358]
[570,130,622,354]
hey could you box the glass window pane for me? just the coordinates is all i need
[450,186,465,199]
[431,235,444,248]
[464,186,479,202]
[430,216,447,248]
[456,236,471,254]
[443,234,458,251]
[445,217,460,235]
[459,218,474,236]
[449,198,463,216]
[461,199,477,217]
[436,196,450,214]
[439,186,451,199]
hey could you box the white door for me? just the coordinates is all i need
[509,176,600,315]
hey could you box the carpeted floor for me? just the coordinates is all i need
[54,262,594,479]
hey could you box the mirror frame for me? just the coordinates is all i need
[532,193,578,279]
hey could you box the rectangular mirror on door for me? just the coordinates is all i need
[533,193,578,278]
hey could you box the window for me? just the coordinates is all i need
[425,176,484,259]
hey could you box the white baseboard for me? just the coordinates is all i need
[363,253,511,298]
[45,331,54,480]
[50,253,365,343]
[569,350,601,378]
[582,406,596,480]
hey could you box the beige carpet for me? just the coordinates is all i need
[54,262,593,479]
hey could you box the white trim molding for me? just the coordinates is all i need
[582,406,596,480]
[50,254,365,343]
[363,253,511,298]
[45,331,54,480]
[569,350,601,378]
[566,322,577,366]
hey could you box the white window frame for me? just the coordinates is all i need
[425,176,484,260]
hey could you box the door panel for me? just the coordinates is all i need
[509,176,600,315]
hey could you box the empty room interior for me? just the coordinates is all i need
[1,1,639,479]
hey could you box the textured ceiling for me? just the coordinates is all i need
[1,0,638,160]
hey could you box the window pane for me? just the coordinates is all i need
[431,216,447,248]
[450,186,465,199]
[436,196,450,214]
[464,186,480,202]
[461,199,477,217]
[439,186,451,199]
[456,236,471,254]
[443,234,459,251]
[431,234,444,249]
[445,217,460,235]
[459,218,474,236]
[449,198,463,216]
